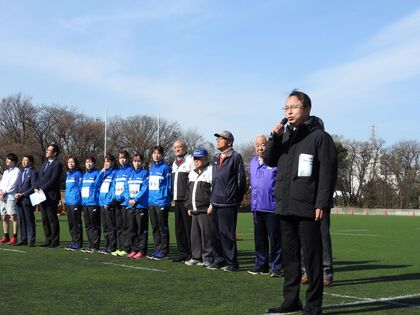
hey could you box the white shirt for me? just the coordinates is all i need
[0,166,20,200]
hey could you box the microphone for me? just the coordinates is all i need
[280,117,288,126]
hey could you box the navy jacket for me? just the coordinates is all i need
[36,158,63,201]
[15,167,39,206]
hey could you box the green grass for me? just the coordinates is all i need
[1,213,420,314]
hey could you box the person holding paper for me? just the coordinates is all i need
[35,144,63,248]
[264,90,337,315]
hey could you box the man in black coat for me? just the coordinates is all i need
[264,90,337,315]
[35,144,63,248]
[15,155,38,246]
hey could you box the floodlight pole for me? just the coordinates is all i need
[104,108,108,157]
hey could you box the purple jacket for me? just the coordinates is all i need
[249,156,277,212]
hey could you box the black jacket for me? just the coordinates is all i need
[185,164,212,213]
[264,116,337,218]
[36,158,63,201]
[210,149,247,207]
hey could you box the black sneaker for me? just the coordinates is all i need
[266,302,303,314]
[302,305,322,315]
[248,267,269,275]
[270,269,284,278]
[206,262,223,270]
[224,265,239,272]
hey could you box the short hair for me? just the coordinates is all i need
[104,154,115,162]
[48,144,60,156]
[66,156,80,171]
[133,153,144,162]
[6,153,18,163]
[85,156,96,164]
[152,145,164,156]
[23,155,35,164]
[289,89,311,111]
[119,150,130,159]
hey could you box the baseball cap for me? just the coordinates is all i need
[214,130,234,142]
[193,148,209,158]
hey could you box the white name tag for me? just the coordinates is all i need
[129,183,140,198]
[100,182,110,193]
[115,182,124,195]
[298,154,313,177]
[149,175,161,191]
[81,186,90,198]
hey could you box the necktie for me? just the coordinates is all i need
[44,161,50,172]
[22,169,27,183]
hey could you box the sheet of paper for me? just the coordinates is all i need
[29,190,47,206]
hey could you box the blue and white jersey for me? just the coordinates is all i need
[114,163,133,204]
[81,168,100,206]
[98,167,117,207]
[148,160,172,207]
[122,167,149,209]
[65,170,83,205]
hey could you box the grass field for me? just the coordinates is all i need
[1,213,420,314]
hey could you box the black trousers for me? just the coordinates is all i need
[280,215,323,309]
[83,205,101,250]
[101,205,116,251]
[66,204,83,247]
[174,200,192,259]
[211,206,238,268]
[128,208,149,253]
[149,205,170,255]
[39,199,60,246]
[116,205,130,251]
[16,201,36,243]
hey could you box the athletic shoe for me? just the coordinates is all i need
[111,250,120,256]
[184,259,200,266]
[0,236,9,244]
[98,248,111,255]
[68,244,81,251]
[301,274,309,285]
[16,240,28,246]
[247,267,269,275]
[172,257,188,263]
[133,251,144,259]
[82,248,95,253]
[152,251,167,260]
[147,251,158,260]
[302,305,322,315]
[8,237,17,246]
[128,251,137,258]
[266,302,303,314]
[197,261,211,267]
[118,250,128,257]
[224,265,239,272]
[271,269,283,278]
[323,277,333,287]
[206,262,224,270]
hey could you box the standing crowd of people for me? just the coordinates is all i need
[0,90,337,315]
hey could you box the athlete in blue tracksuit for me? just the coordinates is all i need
[97,154,117,254]
[81,156,101,252]
[147,145,173,260]
[112,151,133,256]
[64,156,83,250]
[121,154,149,259]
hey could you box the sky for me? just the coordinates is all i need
[1,0,419,147]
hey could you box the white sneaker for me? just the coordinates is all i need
[184,259,199,266]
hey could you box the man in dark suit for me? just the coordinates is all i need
[35,144,63,248]
[15,155,39,246]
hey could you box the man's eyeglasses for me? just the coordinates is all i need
[282,105,303,111]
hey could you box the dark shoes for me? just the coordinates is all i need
[271,269,284,278]
[302,306,322,315]
[223,265,239,272]
[16,241,28,246]
[248,266,269,275]
[266,302,303,314]
[172,257,189,263]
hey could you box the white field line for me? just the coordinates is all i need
[324,292,420,309]
[102,262,166,272]
[415,228,420,230]
[338,229,369,232]
[331,232,380,237]
[0,248,26,253]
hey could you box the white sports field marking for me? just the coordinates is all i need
[331,232,380,237]
[102,262,166,272]
[338,229,369,232]
[324,292,420,309]
[0,248,26,253]
[415,228,420,230]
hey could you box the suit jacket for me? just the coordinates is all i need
[36,158,63,201]
[15,167,39,206]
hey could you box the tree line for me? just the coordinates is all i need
[1,93,419,209]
